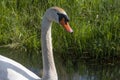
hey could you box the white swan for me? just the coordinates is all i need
[0,7,73,80]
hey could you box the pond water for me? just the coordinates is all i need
[29,62,120,80]
[0,48,120,80]
[58,64,120,80]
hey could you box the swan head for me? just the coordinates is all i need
[44,7,73,33]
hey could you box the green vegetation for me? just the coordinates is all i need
[0,0,120,63]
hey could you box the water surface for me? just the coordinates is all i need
[0,48,120,80]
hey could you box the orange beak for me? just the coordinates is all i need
[60,18,73,33]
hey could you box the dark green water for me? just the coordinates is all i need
[0,48,120,80]
[29,61,120,80]
[59,64,120,80]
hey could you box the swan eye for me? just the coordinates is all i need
[57,13,69,24]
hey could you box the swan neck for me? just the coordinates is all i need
[41,16,58,80]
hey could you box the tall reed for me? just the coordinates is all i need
[0,0,120,61]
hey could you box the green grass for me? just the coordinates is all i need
[0,0,120,62]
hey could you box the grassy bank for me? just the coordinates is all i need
[0,0,120,63]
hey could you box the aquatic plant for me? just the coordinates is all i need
[0,0,120,61]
